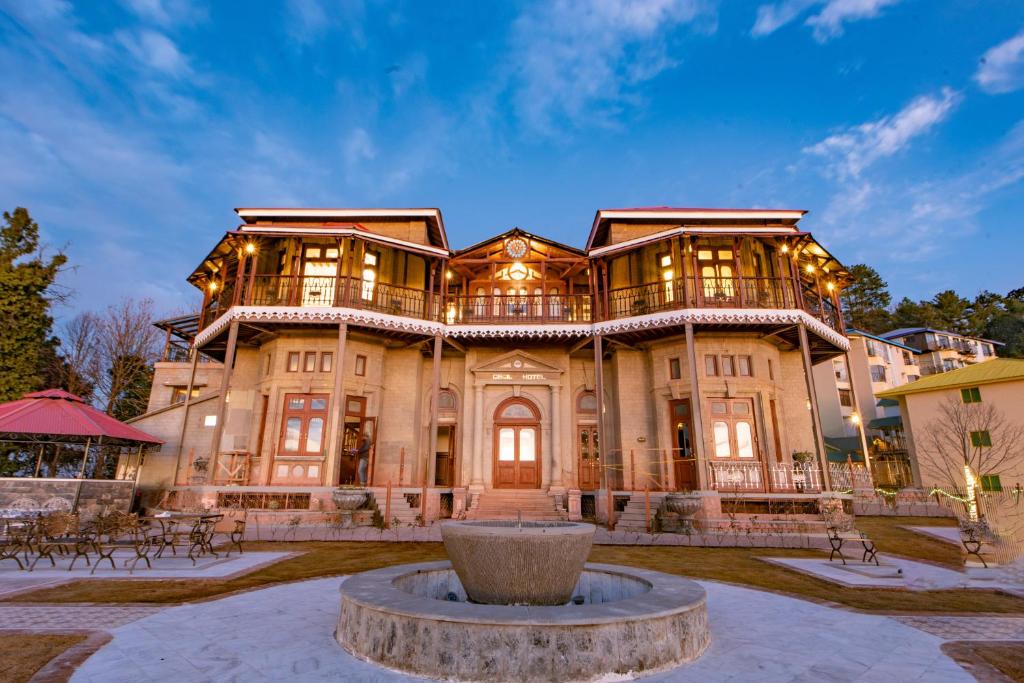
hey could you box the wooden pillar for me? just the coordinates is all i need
[798,324,831,490]
[774,242,789,308]
[734,236,744,307]
[209,320,240,476]
[160,327,173,362]
[426,333,443,487]
[245,239,259,305]
[325,322,349,487]
[232,249,247,307]
[593,335,608,489]
[72,437,93,512]
[684,323,708,489]
[174,343,202,469]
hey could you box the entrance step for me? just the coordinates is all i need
[466,490,568,521]
[369,487,423,526]
[614,492,669,532]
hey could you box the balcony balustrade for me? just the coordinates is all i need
[205,273,842,332]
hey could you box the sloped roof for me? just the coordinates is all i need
[876,359,1024,398]
[0,390,162,445]
[879,327,1002,345]
[847,328,921,354]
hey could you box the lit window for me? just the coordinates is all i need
[170,386,199,404]
[287,352,300,372]
[713,422,731,457]
[736,422,754,458]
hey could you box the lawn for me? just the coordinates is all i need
[9,524,1024,614]
[854,515,962,567]
[0,633,88,683]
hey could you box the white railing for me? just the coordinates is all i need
[708,461,826,493]
[828,463,873,490]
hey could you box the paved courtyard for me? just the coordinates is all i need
[66,576,977,682]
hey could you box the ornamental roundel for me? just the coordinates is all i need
[505,237,528,259]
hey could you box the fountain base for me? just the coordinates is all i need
[337,561,709,681]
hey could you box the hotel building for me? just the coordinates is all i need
[132,207,852,521]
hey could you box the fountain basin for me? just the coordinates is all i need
[337,561,710,681]
[441,520,594,605]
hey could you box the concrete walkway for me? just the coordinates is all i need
[72,576,971,682]
[0,603,164,631]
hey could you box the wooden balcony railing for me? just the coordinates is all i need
[443,293,592,324]
[205,273,842,333]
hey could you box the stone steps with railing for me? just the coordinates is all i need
[466,490,567,521]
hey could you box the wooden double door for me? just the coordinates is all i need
[493,398,541,489]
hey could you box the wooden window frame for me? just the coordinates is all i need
[354,354,367,376]
[738,355,752,377]
[721,355,735,377]
[278,393,330,456]
[320,352,333,373]
[303,351,317,373]
[286,352,300,373]
[704,354,718,377]
[669,357,682,380]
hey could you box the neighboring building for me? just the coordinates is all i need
[132,206,853,520]
[814,328,921,439]
[813,329,920,487]
[876,359,1024,492]
[880,328,1000,376]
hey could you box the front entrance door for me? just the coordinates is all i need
[669,399,697,490]
[493,398,541,489]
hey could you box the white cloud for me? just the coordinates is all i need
[285,0,365,46]
[342,128,377,179]
[751,0,900,42]
[803,87,959,178]
[116,29,191,78]
[118,0,206,27]
[507,0,715,135]
[974,28,1024,95]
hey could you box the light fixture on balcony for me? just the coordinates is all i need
[244,242,257,255]
[826,281,835,292]
[445,269,453,280]
[209,281,218,292]
[509,262,528,281]
[805,264,816,274]
[850,412,860,425]
[780,244,789,254]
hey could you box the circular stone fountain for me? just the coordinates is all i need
[337,520,709,680]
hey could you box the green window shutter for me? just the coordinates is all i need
[961,387,982,403]
[961,388,971,402]
[972,388,982,402]
[971,430,992,447]
[981,475,1002,492]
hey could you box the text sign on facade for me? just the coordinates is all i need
[491,372,550,381]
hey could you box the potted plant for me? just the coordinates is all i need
[791,452,813,492]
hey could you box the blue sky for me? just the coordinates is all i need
[1,0,1022,320]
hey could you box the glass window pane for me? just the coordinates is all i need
[711,402,727,415]
[519,428,536,461]
[736,422,754,458]
[306,418,324,453]
[320,352,333,372]
[717,250,732,260]
[577,393,597,413]
[325,248,339,259]
[697,250,713,260]
[287,352,300,372]
[722,356,734,376]
[738,356,751,376]
[347,399,363,414]
[305,247,321,258]
[284,418,301,451]
[304,352,317,372]
[705,355,717,376]
[364,252,377,266]
[501,403,533,419]
[499,428,515,461]
[288,397,305,410]
[733,401,750,415]
[310,398,327,411]
[713,422,731,457]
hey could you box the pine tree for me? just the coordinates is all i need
[840,264,892,333]
[0,208,66,402]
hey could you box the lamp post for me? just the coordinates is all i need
[850,412,873,488]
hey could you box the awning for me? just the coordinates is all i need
[868,416,902,429]
[0,390,162,446]
[876,398,899,408]
[824,436,865,463]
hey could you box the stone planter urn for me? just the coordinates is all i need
[332,488,368,511]
[441,521,595,605]
[664,493,702,516]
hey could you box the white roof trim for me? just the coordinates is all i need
[239,226,450,257]
[236,208,448,249]
[587,225,799,257]
[598,210,805,221]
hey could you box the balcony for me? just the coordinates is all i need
[202,273,842,333]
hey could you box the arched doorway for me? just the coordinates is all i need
[493,397,541,489]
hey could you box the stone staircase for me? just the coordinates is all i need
[369,487,423,526]
[466,489,568,521]
[613,491,669,532]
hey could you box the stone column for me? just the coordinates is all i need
[549,383,564,491]
[471,383,484,489]
[684,323,708,490]
[426,334,443,487]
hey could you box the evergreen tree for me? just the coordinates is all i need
[840,264,892,333]
[0,208,66,402]
[890,296,936,330]
[929,290,972,334]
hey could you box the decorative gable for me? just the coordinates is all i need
[471,350,564,376]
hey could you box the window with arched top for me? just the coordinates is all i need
[438,389,457,412]
[496,398,539,421]
[576,391,597,414]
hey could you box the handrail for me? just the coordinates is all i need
[206,273,843,332]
